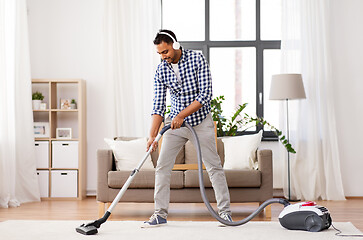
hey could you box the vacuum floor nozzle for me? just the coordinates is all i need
[75,223,98,235]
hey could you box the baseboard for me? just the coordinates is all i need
[86,189,96,196]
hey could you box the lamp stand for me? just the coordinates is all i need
[286,99,300,202]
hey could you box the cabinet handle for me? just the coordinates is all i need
[61,173,68,176]
[35,144,39,146]
[62,144,69,146]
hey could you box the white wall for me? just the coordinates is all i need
[330,0,363,196]
[27,0,113,195]
[27,0,363,196]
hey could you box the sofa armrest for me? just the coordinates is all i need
[97,149,113,202]
[257,149,273,201]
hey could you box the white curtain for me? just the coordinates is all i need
[104,0,161,137]
[280,0,345,200]
[0,0,40,208]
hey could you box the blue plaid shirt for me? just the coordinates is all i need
[152,48,212,127]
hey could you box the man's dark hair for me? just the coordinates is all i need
[153,29,178,45]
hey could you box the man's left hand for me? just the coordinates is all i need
[171,115,184,129]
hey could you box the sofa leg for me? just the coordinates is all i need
[98,202,105,218]
[265,205,271,219]
[98,202,113,219]
[106,202,112,219]
[259,202,271,220]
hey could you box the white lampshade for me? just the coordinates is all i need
[269,74,306,100]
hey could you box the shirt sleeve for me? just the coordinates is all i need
[195,53,213,106]
[151,68,167,117]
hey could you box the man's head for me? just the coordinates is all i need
[154,29,181,64]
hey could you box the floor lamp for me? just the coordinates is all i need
[269,73,306,201]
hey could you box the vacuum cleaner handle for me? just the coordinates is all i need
[159,122,186,135]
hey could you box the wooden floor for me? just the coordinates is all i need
[0,197,362,231]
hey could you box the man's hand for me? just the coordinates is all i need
[146,137,158,152]
[171,115,184,129]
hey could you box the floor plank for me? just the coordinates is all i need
[0,197,362,231]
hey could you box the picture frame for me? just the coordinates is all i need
[56,128,72,139]
[39,103,47,110]
[60,99,71,109]
[34,122,50,138]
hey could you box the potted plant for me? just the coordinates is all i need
[70,99,77,109]
[211,95,296,154]
[32,91,44,110]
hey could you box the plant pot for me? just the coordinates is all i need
[32,100,42,110]
[70,103,77,109]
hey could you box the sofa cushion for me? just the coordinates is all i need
[105,137,155,171]
[184,140,224,166]
[108,170,184,189]
[221,131,262,170]
[184,169,261,188]
[184,140,197,164]
[175,145,185,164]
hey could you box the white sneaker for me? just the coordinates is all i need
[219,212,233,227]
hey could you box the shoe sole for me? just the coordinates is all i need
[141,223,167,228]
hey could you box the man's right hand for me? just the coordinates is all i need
[147,137,158,153]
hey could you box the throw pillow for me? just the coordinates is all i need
[221,130,263,170]
[104,137,155,171]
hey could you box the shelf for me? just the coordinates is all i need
[34,138,79,141]
[32,79,81,84]
[50,168,79,171]
[51,109,78,112]
[32,79,86,200]
[33,110,50,112]
[33,109,78,112]
[51,138,79,141]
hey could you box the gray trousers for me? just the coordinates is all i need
[154,114,231,218]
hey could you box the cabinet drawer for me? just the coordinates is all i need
[52,141,78,168]
[37,170,49,198]
[35,141,49,168]
[51,170,78,197]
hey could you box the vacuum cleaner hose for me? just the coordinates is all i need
[184,122,290,226]
[76,121,290,235]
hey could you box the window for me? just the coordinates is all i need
[162,0,281,139]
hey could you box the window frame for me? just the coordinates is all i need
[161,0,281,140]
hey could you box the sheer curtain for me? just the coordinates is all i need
[0,0,40,208]
[104,0,161,137]
[280,0,345,200]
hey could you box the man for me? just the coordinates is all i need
[142,29,232,228]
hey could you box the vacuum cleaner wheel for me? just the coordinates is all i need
[304,214,324,232]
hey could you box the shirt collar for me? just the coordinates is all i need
[179,47,187,63]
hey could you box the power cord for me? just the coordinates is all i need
[332,222,363,237]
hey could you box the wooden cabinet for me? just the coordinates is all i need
[32,79,86,200]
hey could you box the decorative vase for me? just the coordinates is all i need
[32,100,41,110]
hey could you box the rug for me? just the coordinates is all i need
[0,220,361,240]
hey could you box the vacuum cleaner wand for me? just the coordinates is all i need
[76,124,175,235]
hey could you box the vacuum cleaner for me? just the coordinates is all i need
[76,122,332,235]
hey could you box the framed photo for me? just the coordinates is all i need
[34,122,50,138]
[39,103,47,110]
[56,128,72,139]
[60,99,71,109]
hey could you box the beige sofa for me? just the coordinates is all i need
[97,136,273,219]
